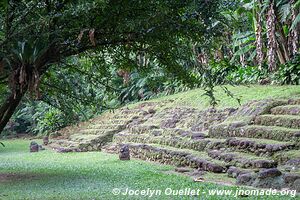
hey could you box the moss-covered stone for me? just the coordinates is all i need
[207,150,277,169]
[271,105,300,115]
[255,115,300,129]
[108,143,227,173]
[274,150,300,164]
[113,133,213,152]
[225,137,295,156]
[211,125,300,142]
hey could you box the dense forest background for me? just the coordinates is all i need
[0,0,299,137]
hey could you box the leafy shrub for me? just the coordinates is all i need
[11,102,70,136]
[118,69,191,103]
[31,107,67,135]
[273,55,300,85]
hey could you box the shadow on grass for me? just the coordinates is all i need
[0,172,59,184]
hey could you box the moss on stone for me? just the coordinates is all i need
[255,115,300,129]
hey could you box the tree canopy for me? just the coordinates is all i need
[0,0,222,133]
[0,0,299,136]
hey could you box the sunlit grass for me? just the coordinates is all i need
[128,85,300,110]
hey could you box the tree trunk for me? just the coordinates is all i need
[266,0,277,71]
[256,0,264,69]
[276,22,290,62]
[276,43,286,64]
[0,89,26,134]
[289,0,299,56]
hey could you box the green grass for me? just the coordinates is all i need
[128,85,300,110]
[0,140,297,200]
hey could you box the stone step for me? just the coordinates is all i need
[48,139,81,153]
[223,137,296,156]
[254,114,300,129]
[232,125,300,142]
[109,143,227,173]
[207,150,277,169]
[90,119,129,125]
[87,124,123,129]
[69,133,115,151]
[69,134,100,142]
[79,128,115,135]
[114,132,296,157]
[119,109,147,115]
[271,105,300,116]
[130,125,160,134]
[288,99,300,105]
[50,139,79,149]
[274,150,300,165]
[112,115,139,120]
[113,133,223,152]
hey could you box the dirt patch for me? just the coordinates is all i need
[0,173,39,183]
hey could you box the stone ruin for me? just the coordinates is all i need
[49,98,300,192]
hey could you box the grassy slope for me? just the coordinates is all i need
[0,140,296,200]
[129,85,300,110]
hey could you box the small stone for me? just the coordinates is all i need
[43,136,49,145]
[30,141,39,152]
[227,167,241,178]
[55,147,72,153]
[254,160,276,168]
[258,168,282,179]
[265,144,274,152]
[228,139,239,146]
[119,144,130,160]
[175,167,192,173]
[236,173,256,186]
[191,132,206,140]
[255,144,266,149]
[148,108,156,114]
[189,170,206,177]
[286,159,300,166]
[294,132,300,137]
[206,163,224,173]
[151,130,162,136]
[284,173,300,185]
[38,145,45,151]
[292,179,300,191]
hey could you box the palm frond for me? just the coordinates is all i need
[291,13,300,30]
[279,3,291,23]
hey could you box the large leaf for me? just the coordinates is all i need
[234,45,256,56]
[279,3,291,23]
[291,13,300,30]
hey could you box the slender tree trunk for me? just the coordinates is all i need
[266,0,277,71]
[256,0,264,69]
[276,22,290,62]
[0,89,26,133]
[276,42,287,64]
[289,0,299,56]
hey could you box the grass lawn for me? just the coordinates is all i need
[0,140,297,200]
[128,85,300,110]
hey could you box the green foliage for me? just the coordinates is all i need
[226,65,266,84]
[0,0,299,136]
[0,0,223,134]
[118,69,191,104]
[29,103,67,135]
[204,54,300,85]
[273,55,300,85]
